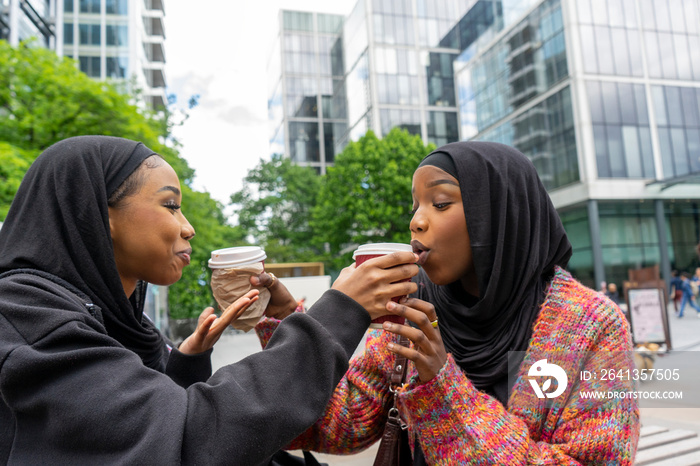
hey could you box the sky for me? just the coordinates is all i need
[164,0,355,205]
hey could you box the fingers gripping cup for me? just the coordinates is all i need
[353,243,413,329]
[208,246,271,332]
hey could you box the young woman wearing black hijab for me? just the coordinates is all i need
[262,142,640,464]
[0,135,420,464]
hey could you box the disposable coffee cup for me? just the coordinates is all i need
[208,246,271,332]
[353,242,413,329]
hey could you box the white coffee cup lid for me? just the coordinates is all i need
[352,242,412,260]
[208,246,267,269]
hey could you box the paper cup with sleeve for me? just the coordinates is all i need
[208,246,271,332]
[353,242,413,329]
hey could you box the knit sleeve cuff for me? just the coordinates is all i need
[398,355,478,429]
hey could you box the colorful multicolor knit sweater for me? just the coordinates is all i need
[255,268,640,464]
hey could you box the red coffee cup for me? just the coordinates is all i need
[353,242,413,329]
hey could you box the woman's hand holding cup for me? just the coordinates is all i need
[332,249,419,320]
[250,272,297,320]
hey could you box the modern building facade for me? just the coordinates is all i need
[269,0,700,290]
[1,0,167,109]
[268,10,347,174]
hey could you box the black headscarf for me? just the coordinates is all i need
[414,141,572,401]
[0,136,168,370]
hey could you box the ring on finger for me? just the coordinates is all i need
[430,318,438,328]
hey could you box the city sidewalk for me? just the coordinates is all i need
[210,303,700,466]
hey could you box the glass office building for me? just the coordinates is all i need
[268,11,347,174]
[1,0,54,47]
[2,0,167,110]
[270,0,700,290]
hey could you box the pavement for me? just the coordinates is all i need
[210,304,700,466]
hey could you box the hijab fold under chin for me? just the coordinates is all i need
[0,136,167,370]
[414,141,572,403]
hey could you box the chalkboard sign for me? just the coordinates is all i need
[626,287,670,347]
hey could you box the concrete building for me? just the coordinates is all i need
[268,0,700,289]
[1,0,167,109]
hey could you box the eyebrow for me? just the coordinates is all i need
[412,178,459,193]
[157,186,181,196]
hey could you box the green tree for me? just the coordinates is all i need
[0,40,240,319]
[230,154,323,263]
[312,128,435,271]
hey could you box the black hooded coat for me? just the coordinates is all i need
[0,136,369,465]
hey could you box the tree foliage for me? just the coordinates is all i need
[230,154,323,263]
[311,129,435,271]
[0,40,240,319]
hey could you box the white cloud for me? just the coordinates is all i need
[164,0,355,205]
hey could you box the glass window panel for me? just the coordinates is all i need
[633,84,649,125]
[622,126,642,177]
[685,0,699,34]
[674,34,692,80]
[654,0,672,31]
[579,26,598,74]
[64,23,73,44]
[618,83,636,124]
[687,128,700,172]
[594,124,611,177]
[638,127,655,177]
[658,32,678,79]
[611,28,631,76]
[644,32,662,78]
[289,122,320,162]
[640,0,656,29]
[607,0,625,27]
[587,80,604,123]
[607,125,626,177]
[665,86,683,127]
[591,0,609,25]
[577,0,593,24]
[621,0,637,28]
[671,127,689,175]
[601,81,621,124]
[669,0,687,33]
[681,87,699,127]
[651,85,667,126]
[627,30,644,77]
[657,128,675,177]
[594,26,614,75]
[690,36,700,80]
[65,0,74,12]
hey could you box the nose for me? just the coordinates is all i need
[410,208,427,233]
[179,212,196,241]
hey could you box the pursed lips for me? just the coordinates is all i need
[411,239,430,266]
[176,248,192,265]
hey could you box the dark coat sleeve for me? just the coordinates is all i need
[0,274,369,465]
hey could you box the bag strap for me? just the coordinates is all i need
[390,335,410,388]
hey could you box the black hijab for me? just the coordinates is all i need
[414,141,572,401]
[0,136,168,370]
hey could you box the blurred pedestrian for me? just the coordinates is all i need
[606,282,621,305]
[677,272,700,318]
[669,270,683,312]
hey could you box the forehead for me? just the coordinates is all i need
[412,165,460,192]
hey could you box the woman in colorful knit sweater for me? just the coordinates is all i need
[258,142,640,464]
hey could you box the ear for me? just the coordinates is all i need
[107,206,117,240]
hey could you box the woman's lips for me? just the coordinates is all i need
[177,249,192,266]
[411,240,430,266]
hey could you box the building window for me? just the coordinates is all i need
[652,85,700,179]
[106,24,128,46]
[380,108,421,137]
[79,0,100,14]
[79,56,101,77]
[588,80,655,179]
[64,23,74,44]
[64,0,74,13]
[285,77,317,118]
[79,23,101,45]
[106,0,128,15]
[427,111,458,147]
[323,122,347,163]
[426,52,456,107]
[283,11,313,32]
[106,55,128,78]
[289,122,320,162]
